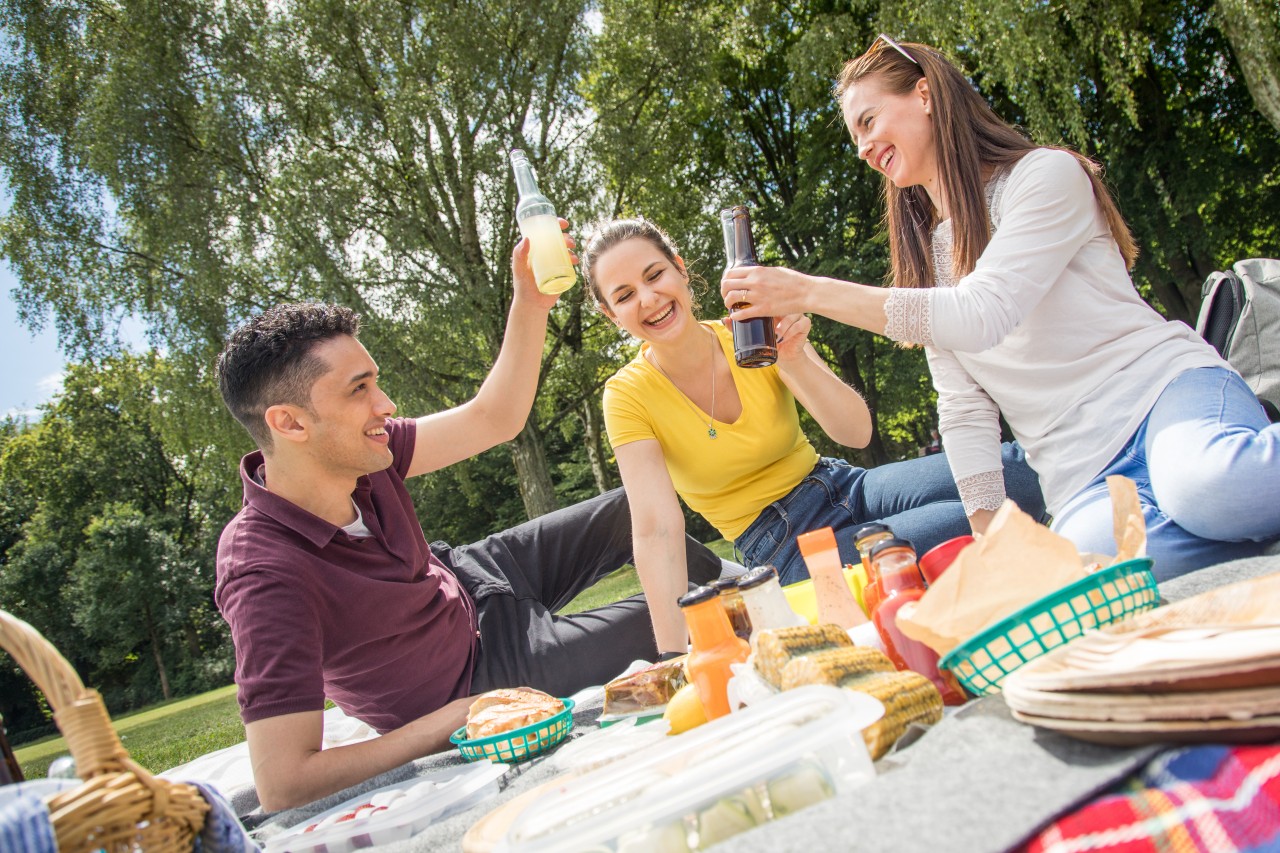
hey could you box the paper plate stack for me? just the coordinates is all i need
[1002,573,1280,745]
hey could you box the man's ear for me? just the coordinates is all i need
[263,404,310,444]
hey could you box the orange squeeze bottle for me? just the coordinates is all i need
[677,586,750,720]
[797,527,868,629]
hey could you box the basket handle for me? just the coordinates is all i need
[0,609,87,713]
[0,609,134,778]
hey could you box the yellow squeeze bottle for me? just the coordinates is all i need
[510,149,576,295]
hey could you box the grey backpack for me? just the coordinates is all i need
[1195,258,1280,422]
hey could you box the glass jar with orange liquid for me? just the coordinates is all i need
[677,586,751,720]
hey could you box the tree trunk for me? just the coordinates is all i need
[144,605,171,701]
[510,422,559,519]
[1217,0,1280,135]
[834,336,891,467]
[579,400,615,494]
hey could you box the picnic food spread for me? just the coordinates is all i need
[678,585,750,720]
[465,687,562,740]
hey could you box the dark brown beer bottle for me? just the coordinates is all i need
[728,206,778,367]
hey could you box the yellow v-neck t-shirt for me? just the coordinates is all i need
[602,321,819,540]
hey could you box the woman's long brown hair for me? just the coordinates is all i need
[835,40,1137,289]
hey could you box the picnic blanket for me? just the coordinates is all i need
[1019,744,1280,853]
[237,553,1280,851]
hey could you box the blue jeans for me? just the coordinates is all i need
[1052,367,1280,581]
[734,443,1046,585]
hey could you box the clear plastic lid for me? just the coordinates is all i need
[264,760,507,853]
[496,685,883,852]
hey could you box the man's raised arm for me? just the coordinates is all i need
[406,224,575,477]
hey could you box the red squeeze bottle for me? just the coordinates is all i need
[678,586,751,720]
[867,538,967,706]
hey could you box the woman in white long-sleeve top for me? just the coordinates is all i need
[720,36,1280,579]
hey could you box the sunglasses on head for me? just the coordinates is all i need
[871,33,920,66]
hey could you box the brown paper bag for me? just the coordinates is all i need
[898,502,1088,655]
[898,477,1147,656]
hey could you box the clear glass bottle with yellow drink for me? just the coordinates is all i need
[510,149,576,295]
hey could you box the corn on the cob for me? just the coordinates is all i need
[779,646,895,691]
[843,670,943,759]
[754,624,852,688]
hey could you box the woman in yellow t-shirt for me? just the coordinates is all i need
[583,219,1044,655]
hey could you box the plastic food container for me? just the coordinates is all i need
[264,760,508,853]
[494,685,883,852]
[939,558,1160,695]
[450,698,575,763]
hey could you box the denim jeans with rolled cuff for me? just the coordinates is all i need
[734,442,1046,586]
[1051,366,1280,582]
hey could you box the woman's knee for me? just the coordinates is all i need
[1147,425,1280,540]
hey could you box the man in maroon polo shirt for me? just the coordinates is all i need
[214,235,721,811]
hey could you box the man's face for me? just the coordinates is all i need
[303,335,398,478]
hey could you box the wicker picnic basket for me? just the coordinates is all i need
[0,608,209,852]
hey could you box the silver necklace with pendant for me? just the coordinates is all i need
[649,327,719,439]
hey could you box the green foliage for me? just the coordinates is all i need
[885,0,1280,321]
[0,356,235,728]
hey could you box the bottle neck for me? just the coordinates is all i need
[731,210,759,269]
[511,157,541,198]
[875,550,925,596]
[684,597,737,650]
[720,213,736,269]
[740,578,801,628]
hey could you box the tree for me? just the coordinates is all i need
[586,0,937,463]
[1216,0,1280,134]
[71,503,204,701]
[0,0,605,524]
[0,355,234,715]
[884,0,1280,321]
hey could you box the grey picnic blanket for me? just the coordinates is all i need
[247,552,1280,852]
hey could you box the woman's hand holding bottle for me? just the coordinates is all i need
[721,265,817,321]
[773,313,814,363]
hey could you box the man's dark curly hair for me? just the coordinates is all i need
[216,303,361,450]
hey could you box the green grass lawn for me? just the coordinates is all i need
[14,684,243,780]
[14,539,736,780]
[559,538,734,613]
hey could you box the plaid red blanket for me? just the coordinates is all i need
[1020,744,1280,853]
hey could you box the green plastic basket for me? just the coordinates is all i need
[450,698,575,763]
[938,558,1159,696]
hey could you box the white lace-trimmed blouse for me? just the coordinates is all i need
[881,148,1224,516]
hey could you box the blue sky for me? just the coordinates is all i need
[2,260,68,419]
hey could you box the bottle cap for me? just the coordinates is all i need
[677,585,721,608]
[709,577,742,593]
[853,523,893,544]
[868,537,915,561]
[735,564,779,591]
[796,527,838,556]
